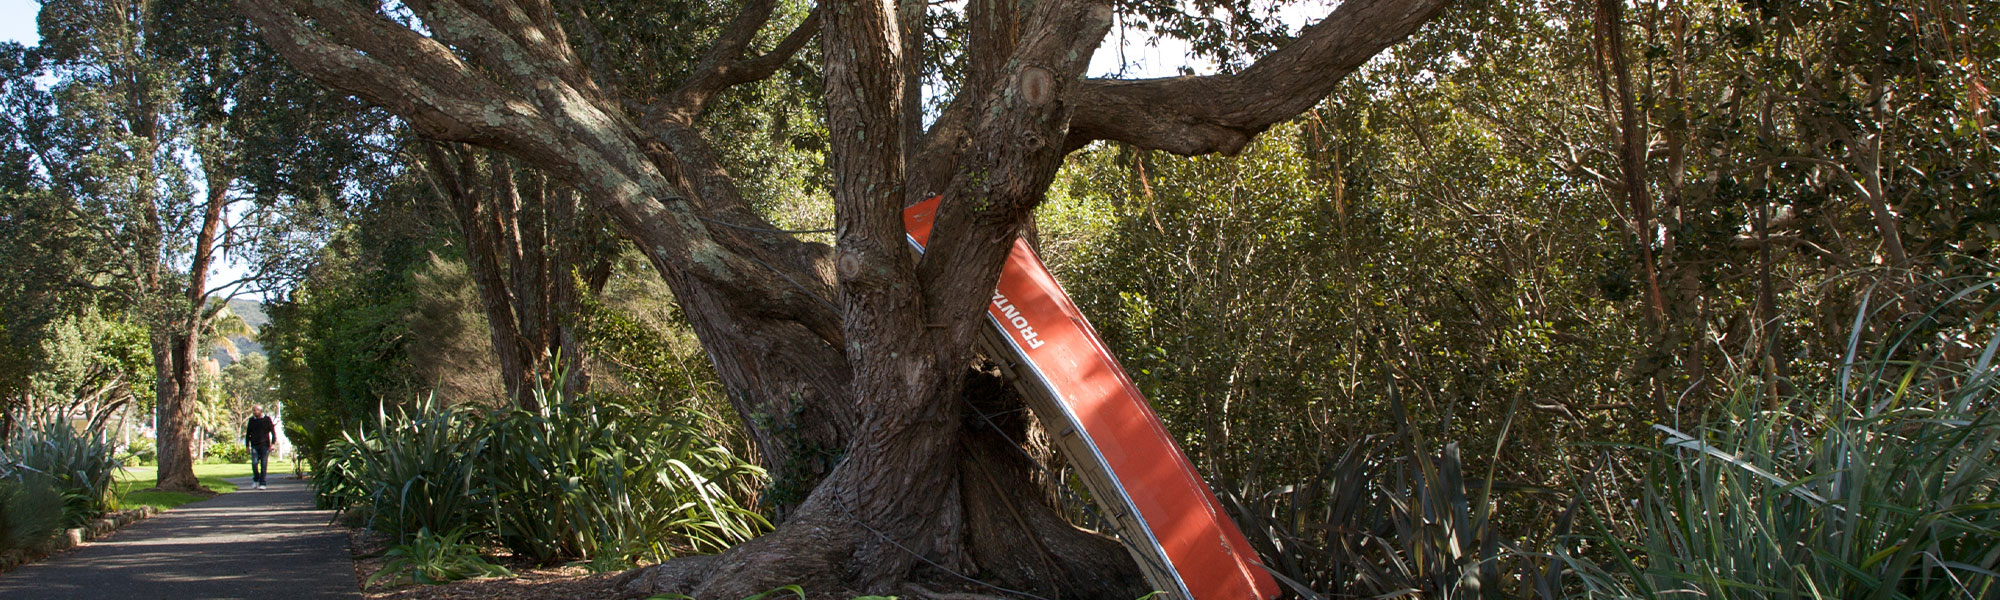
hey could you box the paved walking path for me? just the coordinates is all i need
[0,474,359,600]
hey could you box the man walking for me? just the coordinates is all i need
[244,405,277,490]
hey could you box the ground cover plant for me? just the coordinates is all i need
[366,526,514,588]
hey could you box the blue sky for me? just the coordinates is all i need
[1,0,36,46]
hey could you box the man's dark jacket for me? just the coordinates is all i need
[245,416,276,449]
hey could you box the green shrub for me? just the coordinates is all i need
[1567,302,2000,599]
[205,441,251,464]
[347,396,490,542]
[366,526,512,588]
[120,436,155,466]
[483,380,768,567]
[3,419,119,529]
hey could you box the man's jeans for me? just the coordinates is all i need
[250,444,271,485]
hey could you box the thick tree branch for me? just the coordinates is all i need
[657,2,821,121]
[646,121,843,343]
[447,0,589,95]
[1065,0,1450,155]
[902,100,970,201]
[402,0,601,104]
[729,13,821,88]
[237,1,543,143]
[823,0,917,353]
[241,0,839,329]
[900,0,1009,201]
[916,0,1113,338]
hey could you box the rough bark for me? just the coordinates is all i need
[1064,0,1450,155]
[154,162,231,493]
[235,0,1448,594]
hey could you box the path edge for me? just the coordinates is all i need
[0,506,163,575]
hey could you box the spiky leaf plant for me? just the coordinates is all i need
[346,395,490,542]
[483,372,767,567]
[1567,284,2000,599]
[3,418,118,529]
[366,525,512,588]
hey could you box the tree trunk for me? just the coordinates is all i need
[153,323,205,491]
[676,369,1148,599]
[153,156,231,493]
[420,142,619,407]
[424,143,539,405]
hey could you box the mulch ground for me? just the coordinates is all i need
[347,528,630,600]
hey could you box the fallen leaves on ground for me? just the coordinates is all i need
[348,528,627,600]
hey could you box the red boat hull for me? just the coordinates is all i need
[904,198,1279,600]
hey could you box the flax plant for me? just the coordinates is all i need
[1567,285,2000,599]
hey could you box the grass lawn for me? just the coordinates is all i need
[116,460,301,512]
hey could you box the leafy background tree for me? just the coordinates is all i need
[3,0,386,490]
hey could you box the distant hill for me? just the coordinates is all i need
[227,298,270,330]
[213,298,268,369]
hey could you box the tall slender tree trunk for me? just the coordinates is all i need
[421,143,612,406]
[1594,0,1675,416]
[153,163,230,492]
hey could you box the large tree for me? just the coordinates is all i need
[21,0,383,491]
[26,0,225,491]
[235,0,1447,595]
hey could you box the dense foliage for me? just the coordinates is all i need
[0,418,120,552]
[264,181,453,473]
[1029,0,1997,594]
[317,380,768,570]
[1050,0,1998,490]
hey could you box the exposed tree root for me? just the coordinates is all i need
[616,372,1149,600]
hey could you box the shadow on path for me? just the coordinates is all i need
[0,474,357,600]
